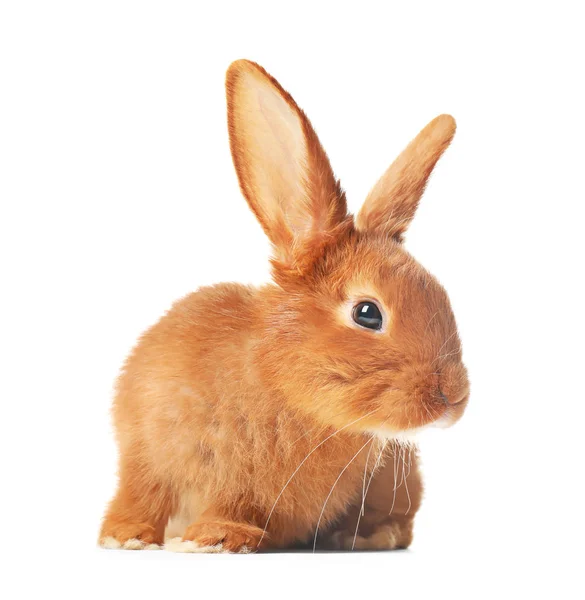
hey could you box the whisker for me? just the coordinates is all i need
[435,348,462,363]
[389,443,399,514]
[404,448,412,515]
[424,310,440,333]
[258,409,379,547]
[312,436,375,552]
[421,400,435,422]
[351,439,388,550]
[288,407,360,447]
[437,330,458,354]
[431,331,459,366]
[398,444,407,488]
[360,440,375,517]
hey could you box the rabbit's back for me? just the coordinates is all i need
[112,283,263,485]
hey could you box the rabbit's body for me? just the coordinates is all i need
[110,283,388,547]
[100,60,468,552]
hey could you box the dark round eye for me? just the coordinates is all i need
[352,301,383,330]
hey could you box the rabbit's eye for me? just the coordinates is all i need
[352,302,383,331]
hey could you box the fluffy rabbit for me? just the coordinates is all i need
[99,60,469,553]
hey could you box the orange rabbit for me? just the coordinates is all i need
[99,60,469,553]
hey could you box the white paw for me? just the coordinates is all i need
[100,536,121,549]
[164,537,251,554]
[164,537,226,553]
[99,537,161,551]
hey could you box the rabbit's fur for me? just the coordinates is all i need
[99,60,469,552]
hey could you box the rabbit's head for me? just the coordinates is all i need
[226,60,469,437]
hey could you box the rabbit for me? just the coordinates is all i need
[99,59,469,553]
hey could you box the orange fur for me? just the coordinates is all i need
[356,114,457,241]
[322,444,423,550]
[100,60,469,552]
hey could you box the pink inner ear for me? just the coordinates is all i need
[235,69,309,234]
[227,60,347,271]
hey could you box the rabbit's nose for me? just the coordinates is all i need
[439,390,467,405]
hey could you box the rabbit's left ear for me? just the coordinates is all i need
[356,115,456,241]
[226,60,347,270]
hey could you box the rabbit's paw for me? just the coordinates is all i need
[182,519,264,553]
[99,520,161,550]
[164,537,227,554]
[327,521,411,551]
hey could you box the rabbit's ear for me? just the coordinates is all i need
[226,60,347,269]
[355,115,456,241]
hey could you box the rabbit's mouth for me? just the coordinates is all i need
[433,392,469,428]
[363,379,469,434]
[368,399,463,439]
[367,399,466,440]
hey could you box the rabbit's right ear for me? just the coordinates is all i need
[226,60,347,271]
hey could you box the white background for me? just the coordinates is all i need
[1,1,584,598]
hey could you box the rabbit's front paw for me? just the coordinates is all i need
[99,520,161,550]
[182,519,265,553]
